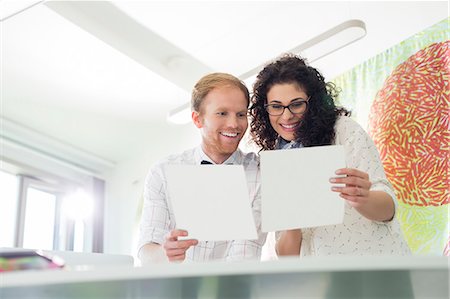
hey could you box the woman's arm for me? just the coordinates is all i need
[275,229,302,256]
[331,168,395,222]
[332,117,396,222]
[356,190,394,221]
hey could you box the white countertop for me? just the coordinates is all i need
[2,255,448,288]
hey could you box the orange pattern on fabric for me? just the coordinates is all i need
[368,41,449,207]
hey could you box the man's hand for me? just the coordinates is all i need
[163,229,198,262]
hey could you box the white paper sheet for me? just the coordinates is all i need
[165,165,258,241]
[260,145,346,232]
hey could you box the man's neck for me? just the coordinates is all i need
[200,144,235,164]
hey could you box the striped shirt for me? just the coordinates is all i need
[138,146,267,262]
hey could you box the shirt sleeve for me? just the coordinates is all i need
[137,163,173,252]
[335,117,398,216]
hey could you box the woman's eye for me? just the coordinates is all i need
[271,105,283,109]
[290,102,304,108]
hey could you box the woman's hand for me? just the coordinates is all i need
[330,168,394,221]
[330,168,371,208]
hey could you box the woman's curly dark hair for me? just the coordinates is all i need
[249,53,350,150]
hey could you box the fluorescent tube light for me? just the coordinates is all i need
[168,19,366,125]
[239,19,366,80]
[166,102,192,125]
[294,19,366,63]
[0,1,44,22]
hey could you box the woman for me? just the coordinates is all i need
[249,54,410,256]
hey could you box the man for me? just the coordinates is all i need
[137,73,266,263]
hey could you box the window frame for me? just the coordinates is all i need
[15,176,70,250]
[4,171,104,252]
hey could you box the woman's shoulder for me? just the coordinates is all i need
[337,115,372,133]
[334,115,369,145]
[335,115,361,130]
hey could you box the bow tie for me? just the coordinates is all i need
[200,160,213,165]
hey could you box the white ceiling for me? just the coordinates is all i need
[1,1,448,164]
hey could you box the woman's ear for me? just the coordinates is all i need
[192,111,203,128]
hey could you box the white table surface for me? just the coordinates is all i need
[2,255,447,287]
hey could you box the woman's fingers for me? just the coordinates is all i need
[330,176,371,189]
[331,169,372,207]
[335,168,369,180]
[330,168,372,190]
[332,186,368,196]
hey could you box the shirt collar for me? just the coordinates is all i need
[195,145,242,165]
[276,138,303,150]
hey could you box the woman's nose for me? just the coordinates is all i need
[280,107,294,119]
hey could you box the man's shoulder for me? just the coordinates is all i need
[149,148,197,173]
[157,147,197,166]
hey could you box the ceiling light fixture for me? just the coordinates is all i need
[240,19,367,80]
[295,19,367,63]
[0,1,45,22]
[167,102,192,125]
[169,19,366,125]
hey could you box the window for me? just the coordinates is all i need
[0,167,103,252]
[22,187,57,250]
[0,170,19,247]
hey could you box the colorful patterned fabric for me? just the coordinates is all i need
[332,18,449,255]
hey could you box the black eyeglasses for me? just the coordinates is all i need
[264,98,309,116]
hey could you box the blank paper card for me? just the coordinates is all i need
[166,165,258,241]
[260,145,346,232]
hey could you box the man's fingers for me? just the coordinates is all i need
[166,248,188,256]
[163,239,198,250]
[163,229,198,263]
[166,229,189,241]
[164,238,199,263]
[168,253,186,262]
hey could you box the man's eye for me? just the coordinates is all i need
[217,112,227,116]
[237,112,247,118]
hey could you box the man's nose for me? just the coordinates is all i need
[227,115,239,127]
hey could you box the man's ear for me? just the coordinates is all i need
[192,111,203,128]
